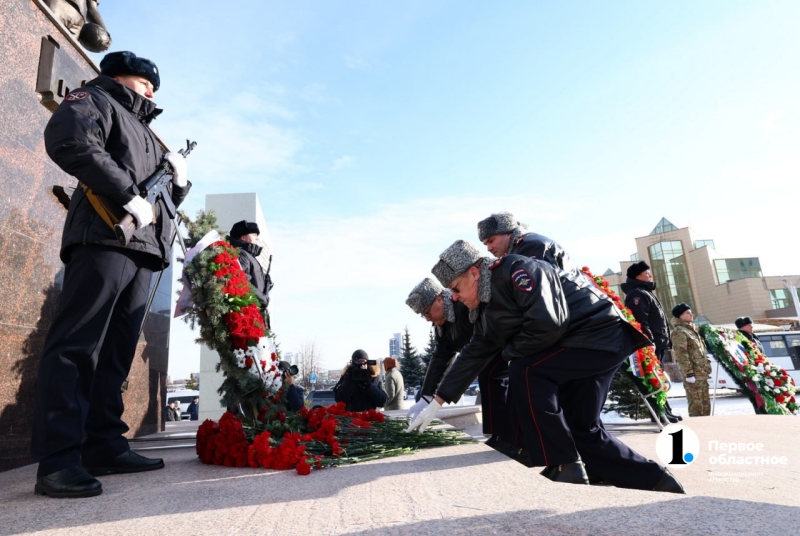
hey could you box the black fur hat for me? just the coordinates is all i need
[229,220,260,239]
[735,316,753,329]
[626,260,651,279]
[100,51,160,91]
[672,303,691,318]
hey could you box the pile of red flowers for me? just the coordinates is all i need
[196,403,388,475]
[581,267,670,405]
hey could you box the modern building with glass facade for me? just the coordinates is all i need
[603,218,800,328]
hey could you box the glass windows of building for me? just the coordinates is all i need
[649,217,678,235]
[630,253,639,261]
[713,258,762,284]
[648,240,695,313]
[769,289,792,309]
[695,240,715,249]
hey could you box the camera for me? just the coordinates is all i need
[280,363,299,379]
[349,359,377,381]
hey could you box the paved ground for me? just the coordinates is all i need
[1,411,797,535]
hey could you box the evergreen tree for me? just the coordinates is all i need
[178,209,222,249]
[399,327,425,387]
[185,373,198,391]
[603,368,647,420]
[421,328,436,365]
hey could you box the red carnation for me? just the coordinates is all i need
[296,457,312,475]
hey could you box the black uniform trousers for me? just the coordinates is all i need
[31,245,157,476]
[508,346,665,490]
[477,353,517,445]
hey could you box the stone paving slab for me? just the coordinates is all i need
[0,415,797,535]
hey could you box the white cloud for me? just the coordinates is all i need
[759,109,786,135]
[345,56,370,70]
[332,155,355,170]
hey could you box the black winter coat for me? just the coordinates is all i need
[739,330,765,354]
[621,278,671,354]
[44,76,190,265]
[510,232,572,271]
[334,371,387,412]
[436,256,651,403]
[418,301,475,400]
[229,237,271,307]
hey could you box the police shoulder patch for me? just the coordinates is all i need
[511,268,534,292]
[633,297,640,306]
[489,256,505,270]
[65,91,88,101]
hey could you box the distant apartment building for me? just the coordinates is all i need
[389,333,402,357]
[602,218,800,328]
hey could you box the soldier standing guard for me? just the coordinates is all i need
[621,260,682,423]
[227,220,273,328]
[670,304,711,416]
[31,51,191,498]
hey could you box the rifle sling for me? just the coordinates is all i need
[80,183,119,229]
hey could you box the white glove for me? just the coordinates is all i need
[123,196,154,229]
[406,398,442,433]
[685,376,696,384]
[165,152,188,187]
[406,397,430,422]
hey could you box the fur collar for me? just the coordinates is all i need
[469,258,493,323]
[436,289,457,336]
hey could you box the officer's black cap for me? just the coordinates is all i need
[230,220,260,239]
[735,316,753,329]
[626,261,651,279]
[100,51,160,92]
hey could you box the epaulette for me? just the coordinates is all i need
[489,256,505,270]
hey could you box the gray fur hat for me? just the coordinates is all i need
[477,212,524,242]
[406,277,444,314]
[432,240,483,287]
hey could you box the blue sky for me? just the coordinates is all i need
[91,2,800,378]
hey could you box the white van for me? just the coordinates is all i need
[756,331,800,384]
[703,330,800,389]
[167,390,199,420]
[706,353,739,391]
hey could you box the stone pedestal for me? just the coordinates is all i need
[0,0,171,471]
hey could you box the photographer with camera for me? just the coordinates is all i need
[278,361,304,412]
[333,350,388,412]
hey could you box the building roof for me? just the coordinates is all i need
[649,217,678,236]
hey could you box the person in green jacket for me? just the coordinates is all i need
[670,304,711,416]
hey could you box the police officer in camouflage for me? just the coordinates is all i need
[671,304,711,416]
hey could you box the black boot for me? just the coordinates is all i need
[664,401,683,421]
[653,469,686,494]
[84,450,164,476]
[540,461,589,485]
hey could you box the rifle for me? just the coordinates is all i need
[115,140,197,246]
